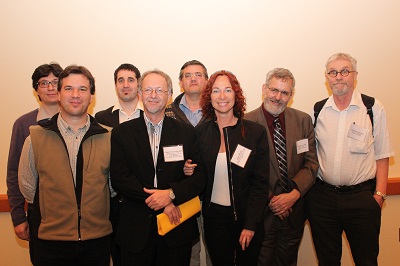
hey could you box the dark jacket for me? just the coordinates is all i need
[197,118,269,231]
[165,93,209,127]
[95,105,143,128]
[110,115,206,252]
[245,106,319,228]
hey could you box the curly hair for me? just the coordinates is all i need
[200,70,246,120]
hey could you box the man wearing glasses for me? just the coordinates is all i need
[165,60,209,128]
[110,69,205,265]
[6,63,62,263]
[306,53,394,265]
[245,68,318,266]
[165,60,211,266]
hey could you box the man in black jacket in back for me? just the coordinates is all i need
[95,63,142,266]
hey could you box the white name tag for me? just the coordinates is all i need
[296,139,309,154]
[231,144,251,168]
[347,123,367,142]
[163,145,184,162]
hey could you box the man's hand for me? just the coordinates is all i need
[269,189,300,218]
[14,221,30,241]
[239,229,255,250]
[277,208,292,220]
[144,188,172,211]
[183,159,197,176]
[373,194,384,208]
[163,202,182,225]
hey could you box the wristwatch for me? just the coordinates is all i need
[168,189,175,200]
[374,190,387,200]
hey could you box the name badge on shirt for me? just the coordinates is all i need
[347,123,367,142]
[296,139,309,154]
[231,144,251,168]
[163,145,184,162]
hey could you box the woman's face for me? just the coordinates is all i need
[210,75,235,116]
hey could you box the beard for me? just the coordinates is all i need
[331,83,350,96]
[263,97,287,116]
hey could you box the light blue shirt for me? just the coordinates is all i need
[179,95,202,126]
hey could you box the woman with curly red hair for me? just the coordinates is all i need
[186,70,269,265]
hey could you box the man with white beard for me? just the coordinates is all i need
[306,53,394,266]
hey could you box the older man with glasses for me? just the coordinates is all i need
[245,68,318,266]
[305,52,394,266]
[110,69,206,266]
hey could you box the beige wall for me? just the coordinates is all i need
[1,1,399,265]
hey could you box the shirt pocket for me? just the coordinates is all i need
[348,137,373,154]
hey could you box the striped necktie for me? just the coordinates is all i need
[273,118,290,192]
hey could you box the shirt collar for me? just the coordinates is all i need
[325,90,362,111]
[37,106,57,122]
[112,100,143,114]
[261,104,285,128]
[57,113,90,134]
[143,112,164,128]
[179,94,202,113]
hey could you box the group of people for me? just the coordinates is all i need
[6,52,394,266]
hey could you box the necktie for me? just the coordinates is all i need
[273,118,290,192]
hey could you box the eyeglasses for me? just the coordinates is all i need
[327,69,356,78]
[267,86,292,97]
[142,87,169,95]
[183,72,204,79]
[37,80,58,88]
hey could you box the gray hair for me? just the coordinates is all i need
[138,69,173,94]
[265,68,295,90]
[325,52,357,71]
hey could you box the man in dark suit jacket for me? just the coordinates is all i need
[95,63,143,127]
[111,69,205,266]
[95,63,142,266]
[244,68,318,266]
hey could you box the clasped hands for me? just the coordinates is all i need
[268,189,300,220]
[144,188,182,225]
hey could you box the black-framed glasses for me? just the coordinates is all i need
[267,86,292,97]
[37,80,58,88]
[327,69,356,78]
[142,87,169,95]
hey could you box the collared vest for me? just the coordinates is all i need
[30,124,112,241]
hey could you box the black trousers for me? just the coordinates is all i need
[120,217,192,266]
[204,203,263,266]
[258,210,304,266]
[34,234,111,266]
[305,179,381,266]
[110,195,123,266]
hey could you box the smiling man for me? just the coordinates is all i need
[245,68,318,266]
[18,65,113,266]
[110,69,205,266]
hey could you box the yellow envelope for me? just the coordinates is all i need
[157,196,201,236]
